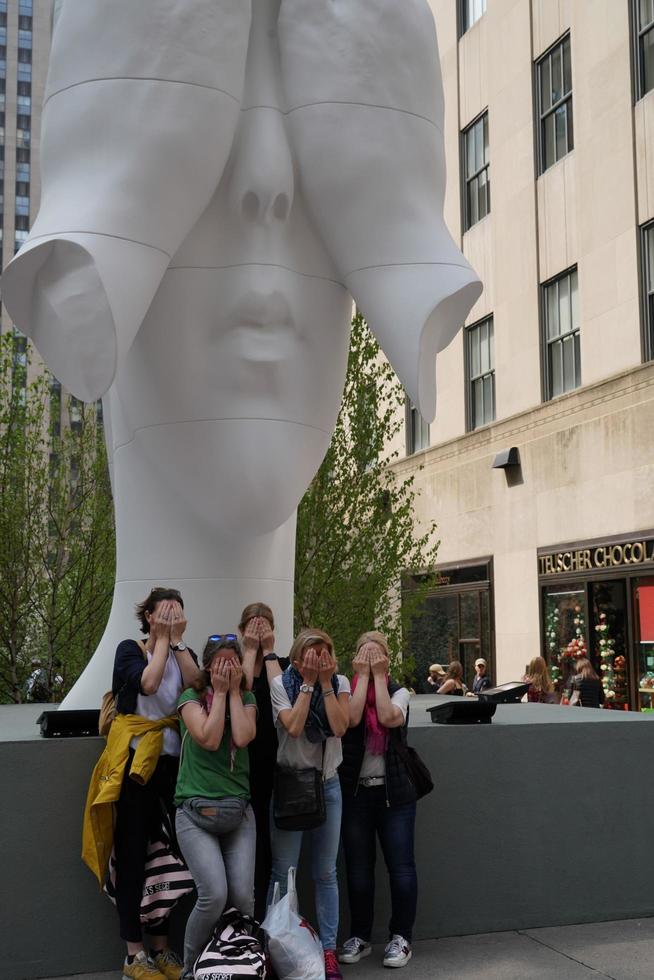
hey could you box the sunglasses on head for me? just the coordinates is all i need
[208,634,238,644]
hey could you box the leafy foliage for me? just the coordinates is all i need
[0,334,114,703]
[295,313,438,677]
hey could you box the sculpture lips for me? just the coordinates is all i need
[228,291,298,361]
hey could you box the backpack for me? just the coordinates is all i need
[195,907,267,980]
[98,639,147,736]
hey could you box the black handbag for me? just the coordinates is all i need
[273,764,326,831]
[394,735,434,800]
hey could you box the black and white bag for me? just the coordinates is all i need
[105,817,194,927]
[194,907,267,980]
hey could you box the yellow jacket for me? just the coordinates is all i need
[82,713,179,885]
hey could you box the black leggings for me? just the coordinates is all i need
[114,752,179,942]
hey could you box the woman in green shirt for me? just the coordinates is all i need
[174,635,258,979]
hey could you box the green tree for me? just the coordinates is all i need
[0,334,114,703]
[294,312,438,677]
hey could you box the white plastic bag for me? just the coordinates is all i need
[261,868,325,980]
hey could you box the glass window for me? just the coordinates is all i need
[405,396,429,455]
[542,267,581,399]
[404,562,493,692]
[590,580,629,709]
[463,111,490,230]
[643,222,654,360]
[542,585,588,695]
[537,34,573,173]
[15,194,29,216]
[18,0,32,14]
[18,29,32,50]
[15,127,30,147]
[16,94,30,112]
[16,161,29,181]
[460,0,487,34]
[466,316,495,430]
[636,0,654,98]
[17,62,31,83]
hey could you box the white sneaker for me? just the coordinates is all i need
[339,937,373,964]
[383,935,412,968]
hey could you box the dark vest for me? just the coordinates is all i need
[339,680,417,806]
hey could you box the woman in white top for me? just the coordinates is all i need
[111,587,198,980]
[268,628,350,980]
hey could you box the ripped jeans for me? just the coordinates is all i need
[176,798,256,971]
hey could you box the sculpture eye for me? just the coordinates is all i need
[278,0,443,124]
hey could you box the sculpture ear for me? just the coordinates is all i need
[2,0,252,401]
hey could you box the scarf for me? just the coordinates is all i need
[351,673,389,756]
[281,665,339,743]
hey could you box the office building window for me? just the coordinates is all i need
[635,0,654,98]
[460,0,486,34]
[463,111,490,230]
[466,316,495,430]
[15,194,28,217]
[537,34,573,173]
[405,397,430,455]
[542,267,581,399]
[17,62,31,83]
[643,222,654,359]
[18,29,32,50]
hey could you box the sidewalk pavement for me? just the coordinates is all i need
[38,916,654,980]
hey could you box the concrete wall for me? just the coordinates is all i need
[4,704,654,980]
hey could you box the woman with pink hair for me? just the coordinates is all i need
[338,633,417,970]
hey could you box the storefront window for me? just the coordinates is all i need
[542,585,587,694]
[589,580,628,710]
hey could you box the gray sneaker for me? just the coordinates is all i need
[383,935,412,968]
[339,937,373,964]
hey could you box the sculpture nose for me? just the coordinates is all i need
[229,106,294,226]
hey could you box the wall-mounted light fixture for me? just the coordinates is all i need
[492,447,520,470]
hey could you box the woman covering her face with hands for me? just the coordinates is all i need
[174,636,258,980]
[268,629,350,980]
[110,587,198,980]
[338,632,417,970]
[238,602,289,921]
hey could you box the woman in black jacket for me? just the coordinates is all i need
[338,632,416,970]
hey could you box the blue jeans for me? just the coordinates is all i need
[268,775,342,950]
[341,786,417,942]
[176,800,256,971]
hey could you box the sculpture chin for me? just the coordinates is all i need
[131,417,332,536]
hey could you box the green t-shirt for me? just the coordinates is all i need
[174,687,257,806]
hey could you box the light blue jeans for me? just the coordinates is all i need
[268,775,342,950]
[176,799,256,971]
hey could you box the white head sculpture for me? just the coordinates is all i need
[2,0,481,708]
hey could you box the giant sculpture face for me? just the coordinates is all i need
[2,0,481,706]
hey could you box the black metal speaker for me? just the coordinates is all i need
[426,699,496,725]
[37,709,100,738]
[478,682,531,704]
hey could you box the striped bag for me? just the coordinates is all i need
[104,820,194,927]
[194,907,267,980]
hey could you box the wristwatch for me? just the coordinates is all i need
[300,683,315,694]
[172,641,187,652]
[264,652,279,662]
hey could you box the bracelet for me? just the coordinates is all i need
[322,688,335,697]
[263,653,278,662]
